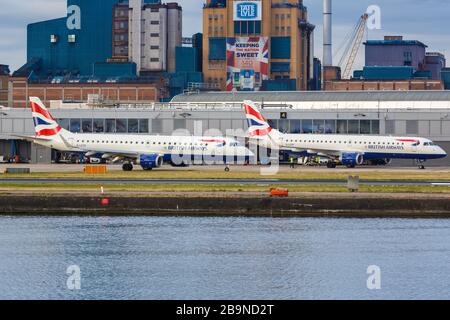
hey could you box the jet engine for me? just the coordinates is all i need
[340,153,364,167]
[137,154,163,170]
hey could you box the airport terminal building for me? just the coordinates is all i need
[1,91,450,166]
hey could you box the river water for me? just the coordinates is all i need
[0,216,449,300]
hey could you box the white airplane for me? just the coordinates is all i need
[19,97,253,171]
[243,100,447,169]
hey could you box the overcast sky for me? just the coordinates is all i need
[0,0,449,72]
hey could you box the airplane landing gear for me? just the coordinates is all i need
[327,161,337,169]
[122,163,133,171]
[416,160,426,170]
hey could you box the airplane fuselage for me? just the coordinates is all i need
[35,132,250,157]
[276,133,446,161]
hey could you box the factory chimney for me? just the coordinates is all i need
[323,0,332,66]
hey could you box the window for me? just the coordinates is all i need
[139,119,149,133]
[58,119,70,131]
[313,120,325,134]
[150,58,159,62]
[116,119,127,133]
[151,21,160,25]
[150,33,159,37]
[278,119,289,133]
[115,34,126,41]
[68,34,76,43]
[255,21,261,34]
[50,35,58,43]
[106,119,116,133]
[150,45,159,50]
[290,120,301,134]
[234,21,241,34]
[348,120,359,134]
[70,119,81,133]
[301,120,313,134]
[208,37,226,60]
[325,120,336,134]
[371,120,380,134]
[337,120,348,134]
[404,52,413,66]
[128,119,139,133]
[93,119,105,133]
[360,120,371,134]
[234,21,262,35]
[271,37,291,59]
[81,119,92,133]
[241,21,248,34]
[248,21,255,34]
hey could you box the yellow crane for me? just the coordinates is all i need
[336,13,369,79]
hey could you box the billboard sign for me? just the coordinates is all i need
[226,37,269,91]
[234,1,262,21]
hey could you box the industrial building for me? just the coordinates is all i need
[1,91,450,166]
[128,0,182,73]
[9,0,189,104]
[7,77,161,109]
[442,68,450,90]
[202,0,315,91]
[25,0,182,78]
[324,36,447,91]
[0,65,9,107]
[362,36,446,81]
[27,0,129,78]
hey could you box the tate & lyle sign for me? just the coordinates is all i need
[234,1,262,21]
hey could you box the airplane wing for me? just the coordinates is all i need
[10,134,52,142]
[287,147,364,159]
[59,135,140,159]
[77,147,139,159]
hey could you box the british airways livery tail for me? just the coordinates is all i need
[243,100,282,146]
[244,100,273,137]
[30,97,62,138]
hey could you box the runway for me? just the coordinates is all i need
[1,177,449,187]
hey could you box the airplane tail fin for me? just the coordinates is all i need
[29,97,64,138]
[243,100,281,142]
